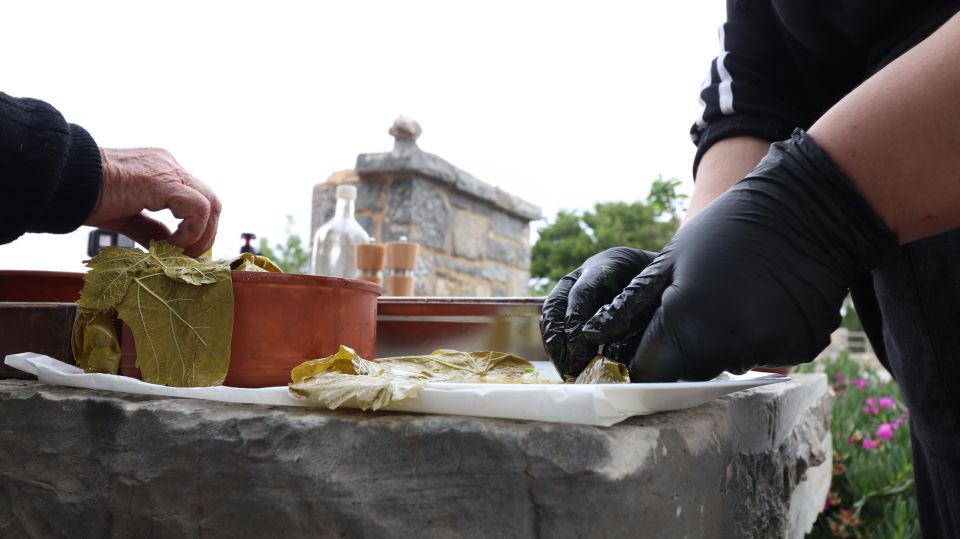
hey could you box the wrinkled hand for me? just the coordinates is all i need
[85,148,221,257]
[540,247,658,378]
[581,131,899,382]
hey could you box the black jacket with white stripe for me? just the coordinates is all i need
[691,0,960,176]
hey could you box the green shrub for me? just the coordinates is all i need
[795,351,918,538]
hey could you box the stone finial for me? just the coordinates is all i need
[389,116,422,151]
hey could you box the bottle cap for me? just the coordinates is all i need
[336,184,357,200]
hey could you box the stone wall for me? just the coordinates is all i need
[312,118,541,297]
[0,374,832,538]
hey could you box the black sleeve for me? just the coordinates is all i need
[0,92,103,244]
[690,0,817,177]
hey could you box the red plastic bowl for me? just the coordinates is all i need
[120,272,381,388]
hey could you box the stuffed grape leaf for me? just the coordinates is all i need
[573,356,630,384]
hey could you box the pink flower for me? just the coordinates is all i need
[862,438,880,450]
[876,423,894,441]
[848,436,856,445]
[863,398,879,415]
[853,379,869,390]
[878,397,896,410]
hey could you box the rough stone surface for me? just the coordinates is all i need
[413,252,435,296]
[356,149,541,222]
[385,178,448,251]
[0,374,831,539]
[490,210,527,238]
[451,209,488,260]
[488,237,528,268]
[434,256,483,278]
[449,190,471,210]
[473,200,492,216]
[482,262,509,283]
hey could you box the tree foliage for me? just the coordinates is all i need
[258,215,310,274]
[530,176,687,294]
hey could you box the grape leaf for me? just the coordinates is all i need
[375,349,536,383]
[73,241,234,386]
[117,266,233,386]
[288,346,547,410]
[72,310,121,374]
[289,372,423,411]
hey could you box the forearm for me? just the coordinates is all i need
[0,92,102,243]
[684,136,770,225]
[809,11,960,244]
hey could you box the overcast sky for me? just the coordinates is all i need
[1,1,726,272]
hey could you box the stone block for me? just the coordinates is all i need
[0,374,831,538]
[472,281,493,296]
[356,180,383,212]
[434,277,459,297]
[487,238,526,267]
[385,177,449,251]
[448,191,471,210]
[473,201,491,216]
[509,270,532,296]
[434,256,482,278]
[490,210,526,238]
[414,252,435,296]
[356,145,541,222]
[482,262,508,283]
[451,210,487,260]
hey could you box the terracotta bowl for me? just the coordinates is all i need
[0,270,84,303]
[121,272,381,388]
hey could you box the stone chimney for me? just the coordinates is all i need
[312,118,542,296]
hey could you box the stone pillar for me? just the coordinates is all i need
[312,117,542,296]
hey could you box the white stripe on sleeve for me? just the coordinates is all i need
[717,25,735,115]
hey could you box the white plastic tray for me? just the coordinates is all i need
[4,352,789,427]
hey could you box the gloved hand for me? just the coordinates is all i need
[540,247,657,378]
[582,130,899,382]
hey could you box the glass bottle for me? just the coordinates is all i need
[310,184,370,278]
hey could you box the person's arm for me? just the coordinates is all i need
[0,92,220,256]
[580,11,960,382]
[810,10,960,244]
[689,0,817,193]
[0,92,102,244]
[683,136,770,224]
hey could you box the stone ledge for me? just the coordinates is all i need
[356,148,542,222]
[0,374,830,538]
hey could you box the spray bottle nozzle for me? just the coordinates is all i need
[240,233,257,254]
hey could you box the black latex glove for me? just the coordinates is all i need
[540,247,657,378]
[582,130,899,382]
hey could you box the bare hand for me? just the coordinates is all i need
[85,148,221,257]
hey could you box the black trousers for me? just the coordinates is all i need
[852,229,960,538]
